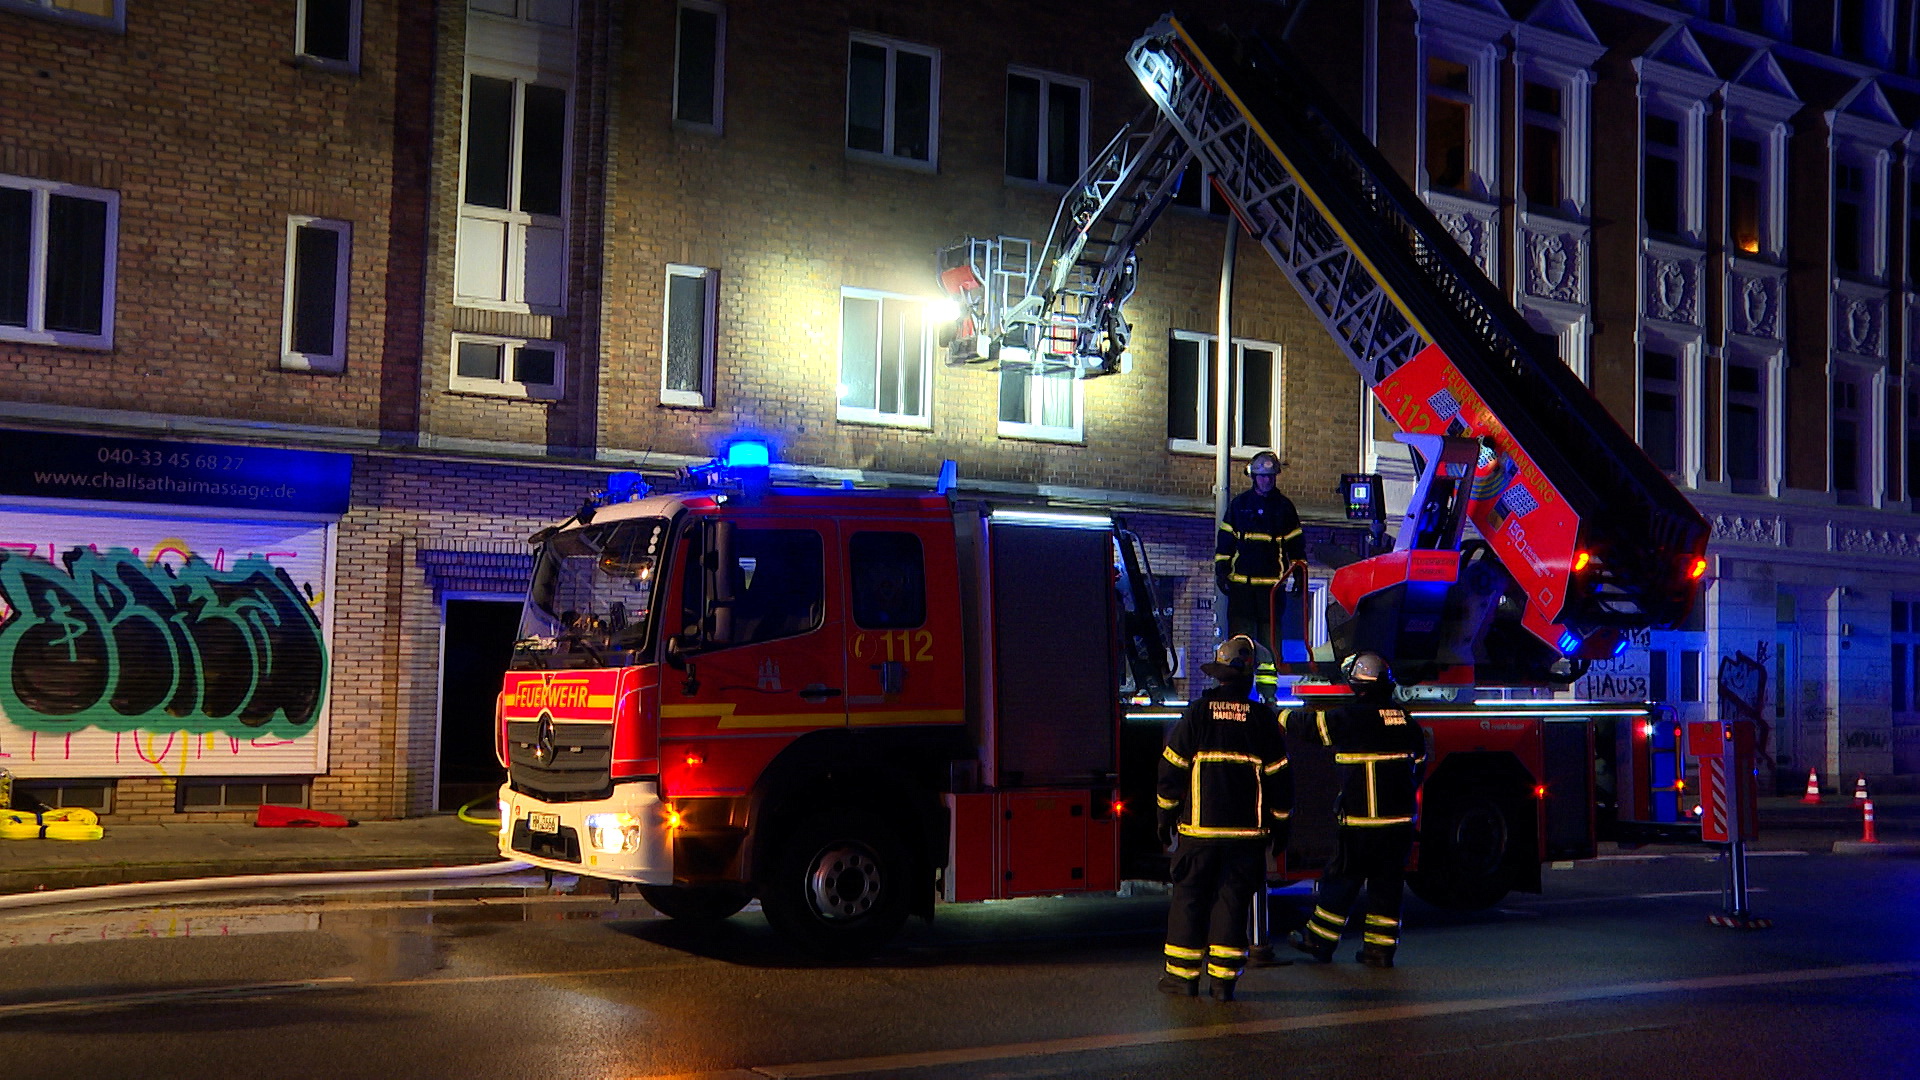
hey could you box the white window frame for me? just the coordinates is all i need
[837,287,933,429]
[280,216,352,374]
[1166,329,1284,458]
[1417,21,1504,199]
[0,0,123,31]
[1003,67,1089,189]
[661,264,717,408]
[1832,0,1892,65]
[449,332,564,400]
[1638,331,1703,487]
[295,0,361,71]
[455,62,571,315]
[0,174,117,350]
[672,0,725,133]
[468,0,574,28]
[1829,361,1886,505]
[1639,101,1706,242]
[1721,118,1787,262]
[844,32,940,171]
[1830,144,1889,284]
[1720,344,1783,498]
[1521,305,1591,384]
[997,370,1083,443]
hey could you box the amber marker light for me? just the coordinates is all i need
[1689,557,1708,579]
[1573,551,1591,572]
[1111,799,1126,816]
[685,751,704,767]
[665,807,683,830]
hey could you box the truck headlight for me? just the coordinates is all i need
[585,812,642,854]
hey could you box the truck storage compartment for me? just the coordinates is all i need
[943,790,1118,901]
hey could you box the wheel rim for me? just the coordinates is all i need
[1449,803,1508,877]
[805,841,883,922]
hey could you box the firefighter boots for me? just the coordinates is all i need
[1157,973,1199,997]
[1208,978,1237,1002]
[1357,945,1395,969]
[1288,931,1333,963]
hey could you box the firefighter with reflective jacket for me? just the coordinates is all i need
[1289,651,1427,968]
[1156,635,1293,1001]
[1216,450,1306,697]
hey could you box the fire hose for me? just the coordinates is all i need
[0,807,105,841]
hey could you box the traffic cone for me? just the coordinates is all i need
[1854,776,1869,801]
[1801,769,1822,805]
[1862,799,1878,844]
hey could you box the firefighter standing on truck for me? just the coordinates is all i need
[1217,450,1306,698]
[1289,651,1427,968]
[1156,635,1292,1002]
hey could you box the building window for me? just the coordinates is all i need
[838,289,931,426]
[1520,80,1564,210]
[1907,169,1920,286]
[1005,69,1087,187]
[1894,599,1920,718]
[1726,360,1766,492]
[281,217,351,373]
[1642,347,1682,473]
[846,33,938,168]
[1907,387,1920,506]
[451,333,564,400]
[0,175,116,349]
[1833,0,1882,61]
[456,71,569,312]
[1425,56,1474,192]
[1727,133,1765,256]
[14,780,114,813]
[296,0,359,68]
[662,264,716,407]
[1722,0,1769,31]
[1833,373,1863,499]
[1643,112,1686,238]
[469,0,572,27]
[849,531,926,630]
[999,370,1082,442]
[179,779,310,812]
[673,0,723,131]
[1834,158,1871,278]
[0,0,122,29]
[1166,330,1282,455]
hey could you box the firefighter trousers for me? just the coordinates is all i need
[1164,839,1266,985]
[1304,824,1412,958]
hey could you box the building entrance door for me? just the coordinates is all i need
[439,598,521,812]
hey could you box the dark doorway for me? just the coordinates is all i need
[438,598,521,812]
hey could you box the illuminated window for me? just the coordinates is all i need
[457,70,569,312]
[1005,69,1087,187]
[1727,135,1764,255]
[846,33,939,168]
[838,288,931,426]
[662,264,717,407]
[281,217,351,374]
[999,370,1082,442]
[0,0,122,29]
[673,0,724,131]
[0,174,117,349]
[297,0,359,68]
[451,333,563,400]
[1166,330,1281,456]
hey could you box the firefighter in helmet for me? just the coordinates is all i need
[1156,635,1293,1001]
[1289,651,1427,968]
[1216,450,1306,697]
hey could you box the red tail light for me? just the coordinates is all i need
[1689,557,1708,579]
[1572,551,1591,572]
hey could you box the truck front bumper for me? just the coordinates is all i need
[497,781,673,885]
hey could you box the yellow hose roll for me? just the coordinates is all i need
[0,807,104,841]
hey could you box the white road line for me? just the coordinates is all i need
[639,961,1920,1080]
[1523,888,1768,907]
[0,977,354,1018]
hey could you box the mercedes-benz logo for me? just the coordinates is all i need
[534,712,556,763]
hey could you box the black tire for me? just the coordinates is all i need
[759,809,911,956]
[637,884,750,922]
[1409,791,1516,910]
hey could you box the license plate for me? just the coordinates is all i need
[528,812,560,835]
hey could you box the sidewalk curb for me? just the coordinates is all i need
[0,860,532,913]
[1831,840,1920,856]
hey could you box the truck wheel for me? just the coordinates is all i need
[637,884,750,922]
[1409,791,1515,910]
[760,810,910,956]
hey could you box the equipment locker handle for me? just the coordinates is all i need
[798,686,843,701]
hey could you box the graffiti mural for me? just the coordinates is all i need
[0,548,326,740]
[1717,642,1770,759]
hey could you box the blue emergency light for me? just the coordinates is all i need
[725,440,771,468]
[1557,630,1582,657]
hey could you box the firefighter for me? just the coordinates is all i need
[1289,651,1427,968]
[1156,635,1293,1001]
[1216,450,1306,698]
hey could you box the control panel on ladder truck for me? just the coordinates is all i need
[936,17,1728,907]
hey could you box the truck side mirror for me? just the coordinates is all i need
[701,518,736,645]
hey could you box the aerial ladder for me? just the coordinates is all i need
[937,15,1711,685]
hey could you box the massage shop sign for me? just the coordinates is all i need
[0,430,352,779]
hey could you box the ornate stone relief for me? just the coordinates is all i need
[1712,514,1786,546]
[1644,250,1702,326]
[1728,266,1783,340]
[1520,226,1584,304]
[1834,527,1920,557]
[1426,190,1500,281]
[1831,283,1888,360]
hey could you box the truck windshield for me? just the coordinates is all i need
[514,516,670,669]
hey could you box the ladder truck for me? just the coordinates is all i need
[491,17,1716,955]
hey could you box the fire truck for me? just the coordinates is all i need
[494,15,1713,952]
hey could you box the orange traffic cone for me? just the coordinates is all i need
[1863,799,1878,844]
[1801,769,1821,805]
[1854,776,1869,801]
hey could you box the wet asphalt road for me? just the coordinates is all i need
[0,850,1914,1080]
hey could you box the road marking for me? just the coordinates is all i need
[381,965,673,988]
[1524,888,1768,907]
[638,961,1920,1080]
[0,978,354,1018]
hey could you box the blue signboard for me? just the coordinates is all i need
[0,429,354,516]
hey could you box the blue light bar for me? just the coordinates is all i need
[1557,630,1581,656]
[725,441,771,468]
[1611,637,1631,658]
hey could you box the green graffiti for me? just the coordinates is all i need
[0,547,328,738]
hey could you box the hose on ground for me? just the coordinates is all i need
[457,793,501,828]
[0,807,104,841]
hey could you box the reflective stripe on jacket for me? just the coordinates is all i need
[1290,704,1427,827]
[1158,688,1292,840]
[1216,488,1306,588]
